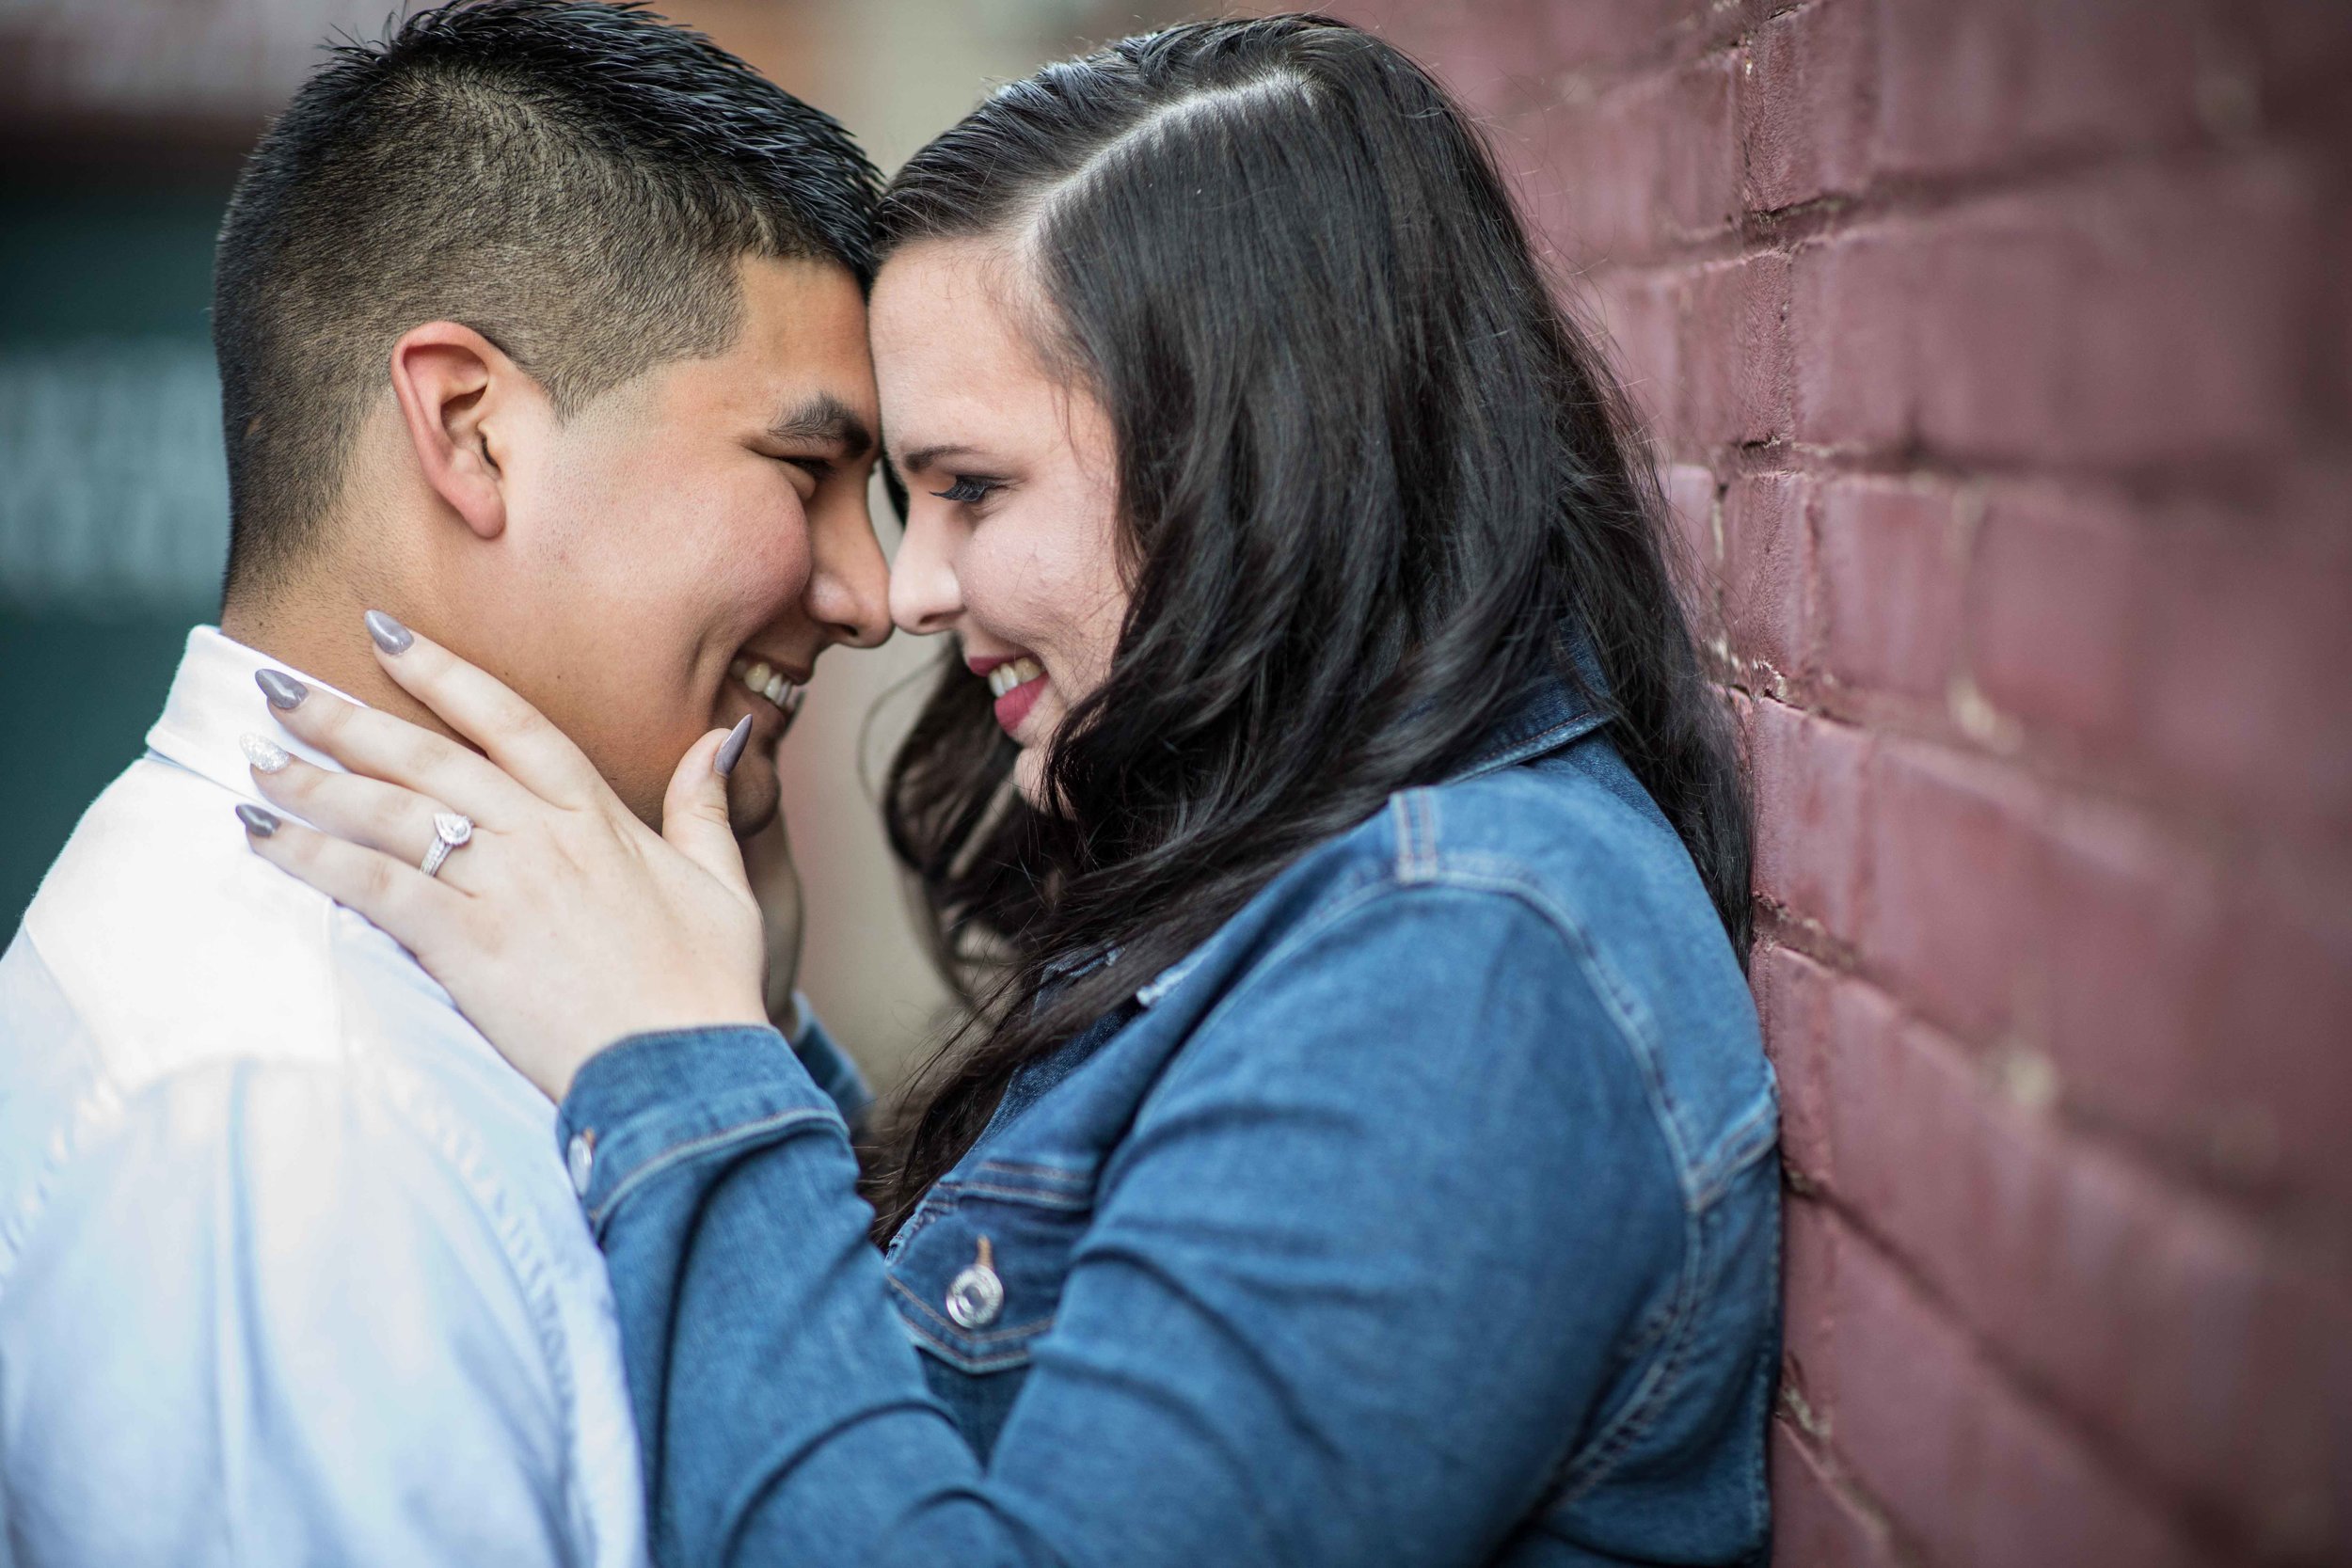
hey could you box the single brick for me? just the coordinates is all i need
[1789,224,1920,452]
[2137,521,2352,828]
[1538,0,1722,76]
[1770,1420,1901,1568]
[1749,700,1870,941]
[1586,265,1686,451]
[1817,477,1964,700]
[2033,804,2227,1163]
[1663,462,1719,570]
[1662,462,1723,639]
[1779,1192,1840,1424]
[1739,0,1874,211]
[1721,473,1812,682]
[1678,251,1794,449]
[1518,53,1741,264]
[1751,942,1836,1183]
[1963,485,2141,752]
[1354,0,1563,117]
[1858,739,2043,1043]
[1791,162,2317,465]
[1871,0,2207,178]
[2209,856,2352,1213]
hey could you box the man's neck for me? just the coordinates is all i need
[219,574,465,746]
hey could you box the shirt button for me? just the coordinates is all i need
[946,1236,1005,1330]
[566,1132,595,1197]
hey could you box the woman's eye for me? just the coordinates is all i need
[931,475,1000,507]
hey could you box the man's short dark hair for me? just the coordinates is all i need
[213,0,881,594]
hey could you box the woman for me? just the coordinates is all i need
[240,16,1779,1565]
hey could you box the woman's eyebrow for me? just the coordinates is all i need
[895,442,983,474]
[767,394,876,459]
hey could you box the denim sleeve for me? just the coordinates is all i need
[561,885,1690,1567]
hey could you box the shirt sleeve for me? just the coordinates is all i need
[564,882,1693,1567]
[0,1055,583,1567]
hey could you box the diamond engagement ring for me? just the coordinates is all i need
[420,812,473,879]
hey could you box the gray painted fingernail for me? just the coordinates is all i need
[365,610,413,654]
[256,670,308,710]
[236,804,280,838]
[239,733,291,773]
[714,715,754,778]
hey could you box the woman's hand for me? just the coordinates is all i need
[238,616,769,1101]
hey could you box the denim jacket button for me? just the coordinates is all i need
[946,1237,1005,1329]
[566,1132,595,1197]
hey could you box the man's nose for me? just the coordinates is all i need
[888,508,961,638]
[806,483,893,650]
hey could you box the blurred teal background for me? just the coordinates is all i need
[1,168,238,933]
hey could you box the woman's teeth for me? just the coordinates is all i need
[986,657,1044,698]
[729,657,803,714]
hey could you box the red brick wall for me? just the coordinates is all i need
[1330,2,2352,1561]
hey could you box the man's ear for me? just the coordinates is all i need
[388,322,521,542]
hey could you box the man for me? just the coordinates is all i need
[0,3,890,1560]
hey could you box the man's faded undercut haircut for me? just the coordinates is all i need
[213,0,881,594]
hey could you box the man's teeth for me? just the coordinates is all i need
[728,657,802,711]
[986,657,1044,699]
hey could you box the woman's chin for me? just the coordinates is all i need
[1011,746,1051,813]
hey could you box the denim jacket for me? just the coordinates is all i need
[560,675,1780,1567]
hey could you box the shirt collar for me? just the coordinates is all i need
[1440,641,1613,786]
[145,626,363,804]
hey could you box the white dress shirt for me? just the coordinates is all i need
[0,626,647,1567]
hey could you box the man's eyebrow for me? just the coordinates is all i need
[766,394,875,460]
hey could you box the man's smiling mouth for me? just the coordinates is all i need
[730,656,805,716]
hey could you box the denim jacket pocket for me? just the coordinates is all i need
[885,1159,1094,1375]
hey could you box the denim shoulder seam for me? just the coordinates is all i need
[1405,860,1704,1208]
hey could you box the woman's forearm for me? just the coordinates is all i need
[562,1027,993,1566]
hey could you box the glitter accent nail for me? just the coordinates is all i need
[240,733,292,773]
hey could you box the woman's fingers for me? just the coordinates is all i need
[361,612,604,809]
[257,672,535,830]
[237,805,469,968]
[245,743,469,879]
[660,720,755,902]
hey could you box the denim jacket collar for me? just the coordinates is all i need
[1442,668,1611,786]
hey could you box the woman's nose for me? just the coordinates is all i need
[888,509,962,637]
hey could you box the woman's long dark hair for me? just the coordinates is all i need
[866,15,1749,1239]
